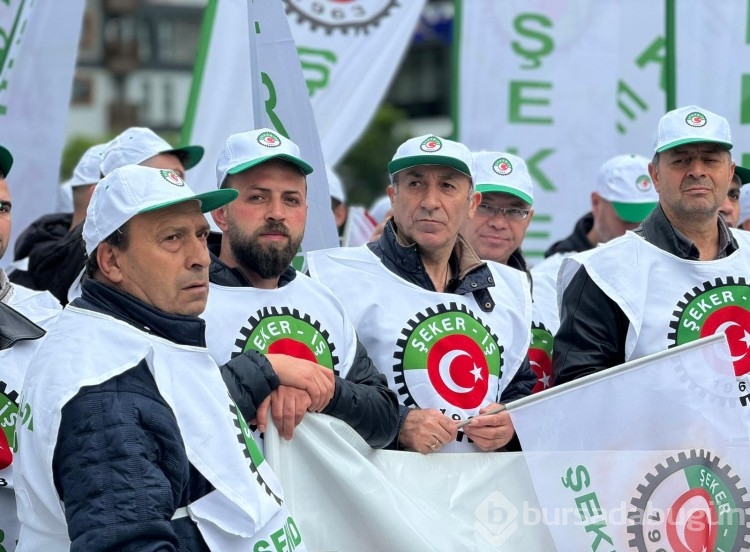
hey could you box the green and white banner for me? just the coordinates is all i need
[0,0,85,268]
[183,0,338,252]
[455,0,750,261]
[284,0,426,165]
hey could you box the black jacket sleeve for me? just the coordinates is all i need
[220,349,281,422]
[321,338,399,449]
[499,355,535,403]
[552,265,630,385]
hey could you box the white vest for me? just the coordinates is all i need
[307,246,531,452]
[0,284,60,551]
[15,305,304,552]
[203,274,358,449]
[559,230,750,407]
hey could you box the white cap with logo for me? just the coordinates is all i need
[388,134,473,178]
[70,142,110,188]
[596,154,658,223]
[216,128,313,187]
[653,105,733,153]
[100,127,204,176]
[740,185,750,227]
[472,151,533,206]
[327,165,346,204]
[83,165,238,255]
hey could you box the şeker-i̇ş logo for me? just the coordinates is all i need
[232,306,339,373]
[393,303,502,435]
[283,0,398,34]
[627,449,750,552]
[668,277,750,406]
[528,323,553,393]
[0,381,20,470]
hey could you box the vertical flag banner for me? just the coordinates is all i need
[455,0,664,261]
[183,0,338,252]
[0,0,85,268]
[510,334,750,551]
[284,0,427,166]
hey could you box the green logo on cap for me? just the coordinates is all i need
[493,158,513,176]
[685,112,707,127]
[258,131,282,148]
[635,174,652,191]
[420,136,442,152]
[160,169,185,186]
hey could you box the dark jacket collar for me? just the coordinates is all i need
[544,212,594,257]
[72,279,206,348]
[634,204,738,260]
[207,242,298,288]
[0,302,45,350]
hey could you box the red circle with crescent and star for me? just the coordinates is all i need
[426,334,489,409]
[700,305,750,376]
[666,488,717,552]
[267,338,317,363]
[529,347,552,394]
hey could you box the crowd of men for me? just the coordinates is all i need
[1,103,747,549]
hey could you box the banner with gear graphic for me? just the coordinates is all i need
[284,0,427,165]
[510,334,750,551]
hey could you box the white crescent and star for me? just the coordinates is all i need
[438,350,482,393]
[715,321,750,361]
[530,360,551,389]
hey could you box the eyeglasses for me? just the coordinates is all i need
[476,203,530,220]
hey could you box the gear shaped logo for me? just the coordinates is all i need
[159,169,184,186]
[419,136,442,153]
[284,0,398,35]
[232,306,339,373]
[492,157,513,176]
[627,449,750,552]
[257,131,282,148]
[635,174,653,192]
[229,401,283,505]
[393,303,503,421]
[0,381,19,470]
[685,111,707,127]
[528,322,553,394]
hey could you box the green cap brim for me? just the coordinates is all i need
[475,184,533,206]
[0,146,13,177]
[167,145,205,170]
[388,155,471,177]
[139,188,239,215]
[611,201,657,223]
[734,165,750,185]
[656,138,733,153]
[227,154,314,176]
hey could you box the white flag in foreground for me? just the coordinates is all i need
[510,334,750,551]
[0,1,85,267]
[264,415,555,551]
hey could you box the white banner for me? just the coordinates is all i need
[284,0,427,166]
[456,0,664,262]
[183,0,338,253]
[0,1,85,268]
[510,335,750,551]
[264,414,555,551]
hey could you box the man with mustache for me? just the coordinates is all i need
[307,135,536,453]
[553,105,750,385]
[202,129,399,448]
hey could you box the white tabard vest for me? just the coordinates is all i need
[559,230,750,407]
[0,285,60,552]
[307,246,531,452]
[14,306,304,552]
[203,274,358,449]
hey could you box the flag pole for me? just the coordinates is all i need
[665,0,677,111]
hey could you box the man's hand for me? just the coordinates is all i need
[252,386,312,439]
[462,403,514,451]
[265,354,335,411]
[398,409,458,454]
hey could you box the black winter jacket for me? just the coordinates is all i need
[543,212,595,257]
[53,280,282,551]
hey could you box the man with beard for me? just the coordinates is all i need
[202,128,398,449]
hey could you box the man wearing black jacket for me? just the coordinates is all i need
[203,129,398,449]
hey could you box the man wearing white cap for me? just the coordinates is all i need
[203,128,398,448]
[308,134,535,454]
[15,166,325,550]
[738,167,750,231]
[0,145,60,551]
[553,105,750,390]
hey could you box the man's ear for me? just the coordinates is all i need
[96,243,124,284]
[211,204,230,233]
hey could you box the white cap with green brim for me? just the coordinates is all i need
[70,142,110,188]
[388,134,472,178]
[215,128,313,187]
[472,151,533,205]
[596,154,658,223]
[100,127,204,176]
[83,165,238,255]
[653,105,733,153]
